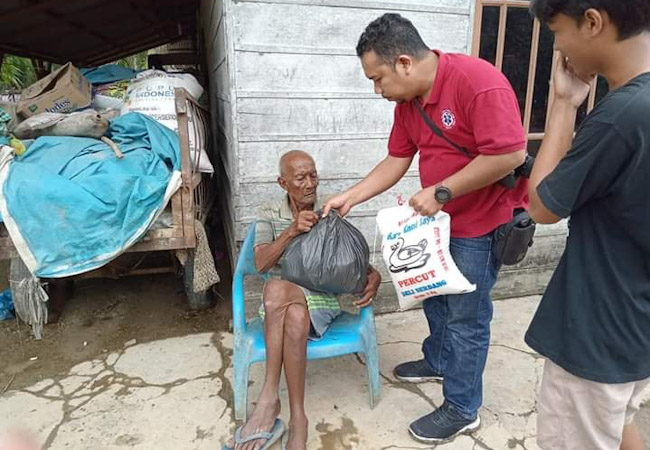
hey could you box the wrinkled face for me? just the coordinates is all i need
[360,50,416,103]
[278,156,319,209]
[548,12,600,80]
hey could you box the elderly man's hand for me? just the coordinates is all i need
[409,187,443,216]
[289,210,319,237]
[354,266,381,308]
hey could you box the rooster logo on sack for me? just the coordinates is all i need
[388,237,431,273]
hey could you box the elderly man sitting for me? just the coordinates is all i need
[226,150,381,450]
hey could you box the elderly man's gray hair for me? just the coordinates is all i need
[278,150,315,177]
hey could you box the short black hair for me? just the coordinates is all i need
[356,13,430,64]
[530,0,650,40]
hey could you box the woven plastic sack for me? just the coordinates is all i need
[281,212,369,294]
[121,70,213,173]
[376,206,476,310]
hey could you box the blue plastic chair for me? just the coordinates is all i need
[232,223,381,421]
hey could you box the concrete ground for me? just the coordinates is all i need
[0,277,648,449]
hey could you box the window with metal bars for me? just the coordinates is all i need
[471,0,609,155]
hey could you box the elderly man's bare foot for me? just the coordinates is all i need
[286,415,308,450]
[227,398,280,449]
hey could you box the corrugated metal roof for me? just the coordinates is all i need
[0,0,199,66]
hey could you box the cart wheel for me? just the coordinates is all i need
[183,248,213,310]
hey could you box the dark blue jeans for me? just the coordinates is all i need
[422,234,499,420]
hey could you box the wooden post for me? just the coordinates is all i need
[471,1,484,57]
[174,87,196,249]
[523,19,541,137]
[494,3,508,71]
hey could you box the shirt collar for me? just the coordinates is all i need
[424,49,447,106]
[280,194,323,219]
[280,195,293,220]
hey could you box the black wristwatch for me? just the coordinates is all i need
[434,185,453,204]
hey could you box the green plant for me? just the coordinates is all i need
[0,55,37,90]
[114,52,148,71]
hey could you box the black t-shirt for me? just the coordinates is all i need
[525,73,650,383]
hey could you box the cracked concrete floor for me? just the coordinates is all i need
[1,281,648,449]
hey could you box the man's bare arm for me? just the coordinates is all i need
[443,150,526,197]
[322,155,413,217]
[528,101,575,224]
[528,54,594,224]
[254,210,319,272]
[254,230,295,273]
[409,150,526,216]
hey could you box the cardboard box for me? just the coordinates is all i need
[17,63,91,118]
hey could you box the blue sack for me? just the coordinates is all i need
[0,288,14,321]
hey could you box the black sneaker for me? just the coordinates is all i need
[408,402,481,444]
[393,359,443,383]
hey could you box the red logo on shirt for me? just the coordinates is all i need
[441,109,455,129]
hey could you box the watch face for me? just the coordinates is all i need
[435,187,452,203]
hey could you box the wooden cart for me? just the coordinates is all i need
[0,87,215,310]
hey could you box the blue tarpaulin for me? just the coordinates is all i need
[0,289,13,321]
[0,112,181,278]
[80,64,139,85]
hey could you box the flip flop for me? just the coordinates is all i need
[222,418,286,450]
[281,431,289,450]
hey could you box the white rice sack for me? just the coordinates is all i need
[121,70,213,173]
[376,205,476,310]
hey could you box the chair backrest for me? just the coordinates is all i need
[232,222,262,334]
[235,223,259,277]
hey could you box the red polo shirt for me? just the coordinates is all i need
[389,50,528,238]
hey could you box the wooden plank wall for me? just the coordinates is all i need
[201,0,238,264]
[231,0,471,241]
[202,0,568,313]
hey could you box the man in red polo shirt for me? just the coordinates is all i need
[323,13,528,444]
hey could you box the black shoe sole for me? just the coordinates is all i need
[394,373,443,383]
[408,416,481,444]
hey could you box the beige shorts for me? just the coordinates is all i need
[537,359,650,450]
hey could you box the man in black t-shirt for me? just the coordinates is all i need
[527,1,650,449]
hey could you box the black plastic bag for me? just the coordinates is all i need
[281,211,369,294]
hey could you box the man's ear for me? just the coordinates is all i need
[583,8,605,37]
[396,55,414,75]
[278,176,288,191]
